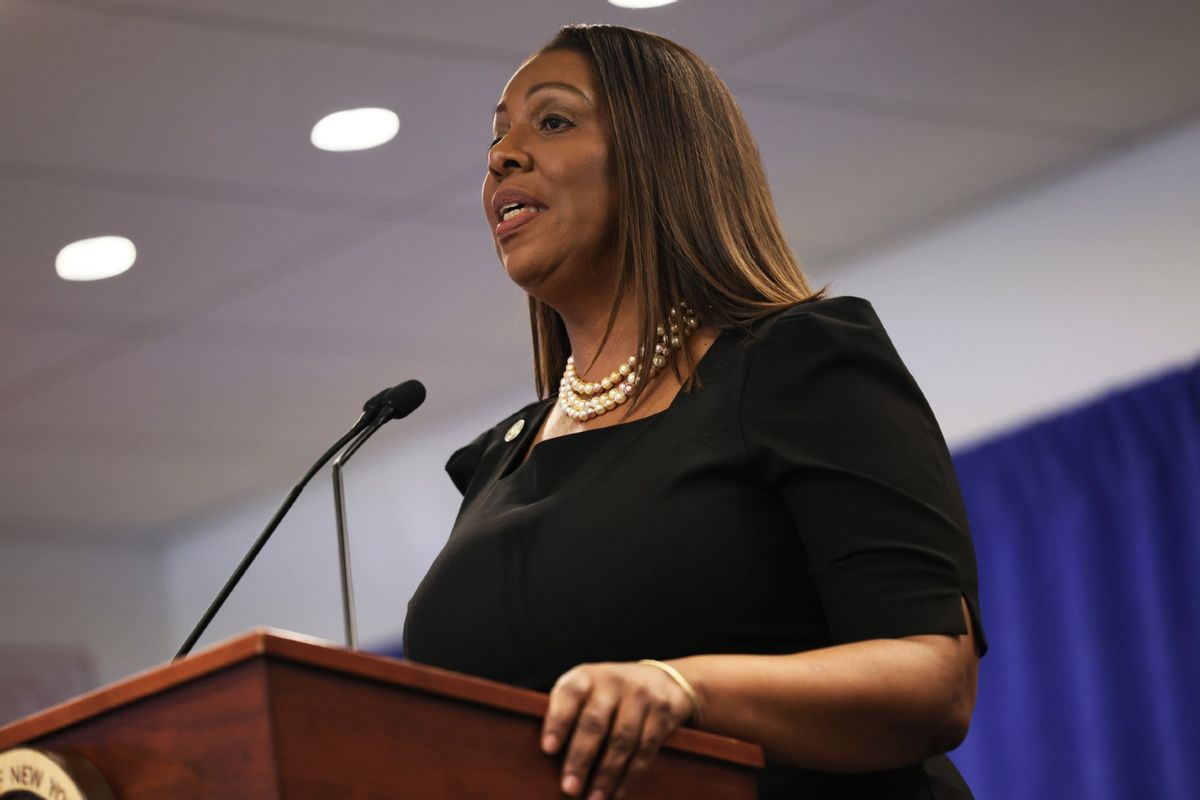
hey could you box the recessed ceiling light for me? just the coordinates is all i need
[311,107,400,152]
[55,235,136,282]
[608,0,677,7]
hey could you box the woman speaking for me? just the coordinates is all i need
[404,24,987,800]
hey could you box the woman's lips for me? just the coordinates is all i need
[495,208,544,241]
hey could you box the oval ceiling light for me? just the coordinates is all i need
[55,235,137,281]
[311,107,400,152]
[608,0,677,7]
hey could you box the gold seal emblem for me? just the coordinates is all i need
[0,747,113,799]
[504,419,525,442]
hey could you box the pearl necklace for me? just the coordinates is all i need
[558,304,700,422]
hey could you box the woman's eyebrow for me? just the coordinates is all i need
[495,82,590,114]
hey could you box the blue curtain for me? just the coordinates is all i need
[950,359,1200,799]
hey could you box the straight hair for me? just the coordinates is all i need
[527,24,828,403]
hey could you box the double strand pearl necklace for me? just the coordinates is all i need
[558,303,701,422]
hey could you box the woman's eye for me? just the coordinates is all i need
[540,114,572,132]
[487,115,571,151]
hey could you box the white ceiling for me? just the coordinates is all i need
[2,0,1198,542]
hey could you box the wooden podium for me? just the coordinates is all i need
[0,629,763,798]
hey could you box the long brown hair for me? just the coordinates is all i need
[527,24,827,402]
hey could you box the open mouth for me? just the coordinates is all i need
[497,201,546,221]
[495,204,546,240]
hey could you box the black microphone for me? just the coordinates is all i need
[173,380,425,660]
[369,379,426,424]
[331,379,426,649]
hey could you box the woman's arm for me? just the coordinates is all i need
[542,597,979,799]
[674,596,979,772]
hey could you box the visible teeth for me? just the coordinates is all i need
[501,205,541,222]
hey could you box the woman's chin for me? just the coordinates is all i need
[501,254,555,294]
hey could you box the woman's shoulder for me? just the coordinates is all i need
[731,293,919,412]
[749,293,881,339]
[719,294,890,370]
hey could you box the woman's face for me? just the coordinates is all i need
[483,49,618,307]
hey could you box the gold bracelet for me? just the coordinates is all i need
[638,659,703,727]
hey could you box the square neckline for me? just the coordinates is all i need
[499,329,733,481]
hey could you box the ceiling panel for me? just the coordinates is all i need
[0,0,503,201]
[725,0,1200,135]
[0,320,107,390]
[82,0,840,59]
[0,174,354,323]
[0,314,519,451]
[179,211,527,349]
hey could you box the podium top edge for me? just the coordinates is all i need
[0,628,764,769]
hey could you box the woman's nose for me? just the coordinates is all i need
[487,131,531,176]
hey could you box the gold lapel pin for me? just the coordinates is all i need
[504,419,525,442]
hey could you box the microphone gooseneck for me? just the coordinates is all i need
[173,380,425,661]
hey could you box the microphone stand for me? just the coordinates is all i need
[331,414,386,651]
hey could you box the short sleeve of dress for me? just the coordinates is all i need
[443,399,549,497]
[444,427,494,496]
[741,296,987,654]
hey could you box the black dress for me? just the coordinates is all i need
[404,295,988,799]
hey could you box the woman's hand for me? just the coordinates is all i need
[542,661,696,799]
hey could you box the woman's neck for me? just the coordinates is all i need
[561,302,642,380]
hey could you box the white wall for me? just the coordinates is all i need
[6,115,1200,696]
[0,539,169,686]
[826,117,1200,449]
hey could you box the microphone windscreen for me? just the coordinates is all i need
[380,379,426,420]
[361,386,392,414]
